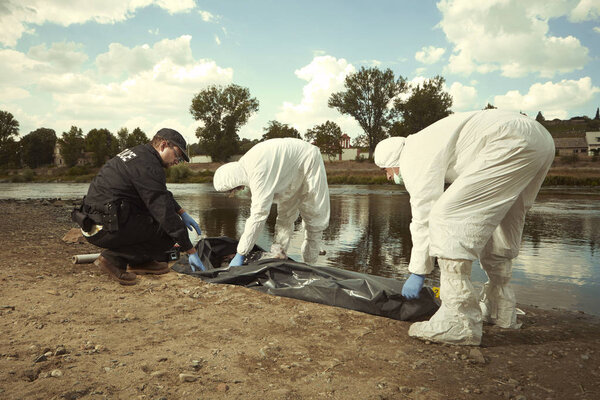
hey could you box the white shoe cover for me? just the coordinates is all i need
[408,259,482,346]
[479,258,521,329]
[301,238,319,264]
[263,243,287,260]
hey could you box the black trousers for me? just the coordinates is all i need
[86,213,175,269]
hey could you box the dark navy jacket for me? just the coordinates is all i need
[84,143,193,251]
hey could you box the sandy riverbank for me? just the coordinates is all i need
[0,199,599,399]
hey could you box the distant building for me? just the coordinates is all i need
[53,143,93,167]
[189,155,213,163]
[53,143,65,166]
[585,132,600,156]
[340,133,351,149]
[553,137,588,156]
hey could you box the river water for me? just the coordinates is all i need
[2,182,599,316]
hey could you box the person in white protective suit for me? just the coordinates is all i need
[374,109,555,346]
[213,138,330,267]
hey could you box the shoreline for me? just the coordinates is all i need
[0,198,599,399]
[2,159,600,186]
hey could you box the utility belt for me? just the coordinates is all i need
[71,198,132,233]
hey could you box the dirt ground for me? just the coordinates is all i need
[1,199,599,400]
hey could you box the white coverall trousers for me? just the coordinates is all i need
[409,120,555,345]
[271,154,330,264]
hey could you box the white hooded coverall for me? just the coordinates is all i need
[375,109,555,345]
[213,138,330,263]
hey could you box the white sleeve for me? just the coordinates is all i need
[236,173,275,255]
[401,150,446,275]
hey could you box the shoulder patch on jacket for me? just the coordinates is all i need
[117,148,137,162]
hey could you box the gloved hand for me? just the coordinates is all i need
[402,273,425,299]
[229,253,245,267]
[181,212,201,235]
[188,252,205,272]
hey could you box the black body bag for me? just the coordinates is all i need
[172,237,439,322]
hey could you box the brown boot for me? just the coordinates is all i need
[94,255,137,285]
[128,260,170,275]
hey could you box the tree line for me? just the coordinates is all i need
[0,118,150,169]
[1,67,455,169]
[191,70,453,161]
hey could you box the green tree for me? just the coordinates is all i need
[128,127,148,147]
[116,127,149,152]
[0,139,21,168]
[0,111,20,167]
[483,103,497,110]
[190,84,259,162]
[351,135,368,148]
[388,121,408,138]
[188,142,203,156]
[261,120,301,141]
[329,67,406,158]
[393,75,453,137]
[239,138,259,154]
[59,126,85,167]
[85,128,118,167]
[305,121,343,159]
[20,128,57,168]
[116,127,130,152]
[0,110,19,143]
[594,107,599,120]
[536,111,545,123]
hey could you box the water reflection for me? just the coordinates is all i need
[176,184,600,316]
[1,182,598,316]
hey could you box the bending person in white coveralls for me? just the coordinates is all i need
[374,109,554,346]
[213,138,330,267]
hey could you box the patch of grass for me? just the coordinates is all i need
[543,175,600,186]
[167,164,214,183]
[327,175,389,185]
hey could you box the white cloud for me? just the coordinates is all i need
[493,77,600,118]
[53,58,232,119]
[37,73,94,93]
[569,0,600,21]
[594,26,600,33]
[447,81,478,110]
[198,10,217,22]
[215,35,221,45]
[362,59,382,67]
[437,0,590,78]
[0,0,197,47]
[0,48,47,86]
[1,36,233,142]
[1,87,30,101]
[96,35,194,77]
[27,42,88,73]
[415,46,445,64]
[275,55,362,138]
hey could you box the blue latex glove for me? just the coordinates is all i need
[181,212,201,235]
[402,273,425,299]
[188,252,205,272]
[229,253,245,267]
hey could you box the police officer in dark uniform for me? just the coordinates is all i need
[72,128,205,285]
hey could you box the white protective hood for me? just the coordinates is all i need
[214,138,330,256]
[213,162,248,192]
[374,137,405,168]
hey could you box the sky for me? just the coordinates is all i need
[1,0,600,145]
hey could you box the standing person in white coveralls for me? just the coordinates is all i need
[374,109,554,346]
[213,138,330,267]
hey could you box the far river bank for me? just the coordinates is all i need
[2,157,600,185]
